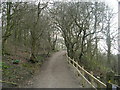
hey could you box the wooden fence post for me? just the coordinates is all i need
[106,83,112,90]
[76,61,80,77]
[90,71,95,87]
[68,57,69,64]
[82,66,85,87]
[67,56,69,64]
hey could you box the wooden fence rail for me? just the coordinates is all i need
[66,54,106,89]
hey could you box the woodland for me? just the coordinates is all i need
[1,1,119,87]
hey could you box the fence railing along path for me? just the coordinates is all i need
[66,54,106,89]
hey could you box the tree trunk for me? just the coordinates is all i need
[29,38,37,63]
[2,2,12,55]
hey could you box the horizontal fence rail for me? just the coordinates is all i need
[66,54,106,89]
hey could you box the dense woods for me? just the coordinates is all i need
[1,2,58,87]
[2,2,53,61]
[1,1,119,87]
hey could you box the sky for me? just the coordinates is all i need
[103,0,119,55]
[99,0,119,54]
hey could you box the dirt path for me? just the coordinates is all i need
[24,51,81,88]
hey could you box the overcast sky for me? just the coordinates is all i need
[100,0,118,55]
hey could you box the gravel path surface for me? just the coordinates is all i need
[24,51,81,88]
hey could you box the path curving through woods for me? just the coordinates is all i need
[23,51,81,88]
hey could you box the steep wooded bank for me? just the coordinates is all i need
[2,2,58,62]
[1,2,58,87]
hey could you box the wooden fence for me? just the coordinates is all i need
[66,54,106,89]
